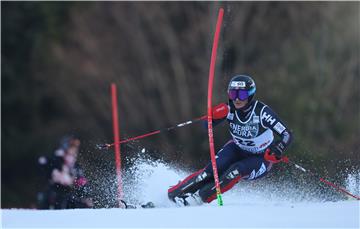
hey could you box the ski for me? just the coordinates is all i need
[119,200,155,209]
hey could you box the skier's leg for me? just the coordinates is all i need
[203,140,242,176]
[168,168,210,202]
[168,141,243,205]
[199,155,272,203]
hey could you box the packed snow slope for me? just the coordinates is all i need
[2,200,359,228]
[2,155,359,228]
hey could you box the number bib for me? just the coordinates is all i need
[227,101,273,153]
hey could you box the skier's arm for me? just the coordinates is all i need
[261,106,293,157]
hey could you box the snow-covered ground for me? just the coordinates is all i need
[2,154,359,228]
[2,200,359,228]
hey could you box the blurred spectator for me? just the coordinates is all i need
[37,135,93,209]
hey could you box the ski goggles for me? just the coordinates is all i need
[228,89,251,101]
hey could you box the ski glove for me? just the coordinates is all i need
[212,103,229,120]
[264,141,285,163]
[202,103,229,129]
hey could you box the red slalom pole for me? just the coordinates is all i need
[207,8,224,206]
[111,83,124,207]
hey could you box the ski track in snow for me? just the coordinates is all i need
[2,155,360,228]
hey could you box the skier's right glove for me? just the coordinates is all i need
[202,103,229,129]
[212,103,229,120]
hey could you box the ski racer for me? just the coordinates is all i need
[168,74,293,206]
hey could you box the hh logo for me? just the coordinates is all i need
[262,112,276,125]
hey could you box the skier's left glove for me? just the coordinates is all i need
[264,141,285,163]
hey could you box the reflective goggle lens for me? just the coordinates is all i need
[228,89,249,101]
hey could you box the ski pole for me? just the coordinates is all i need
[96,115,207,150]
[281,156,360,200]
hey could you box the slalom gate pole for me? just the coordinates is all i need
[207,8,224,206]
[111,83,124,208]
[281,156,360,200]
[97,115,207,150]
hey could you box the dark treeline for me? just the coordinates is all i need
[2,2,359,208]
